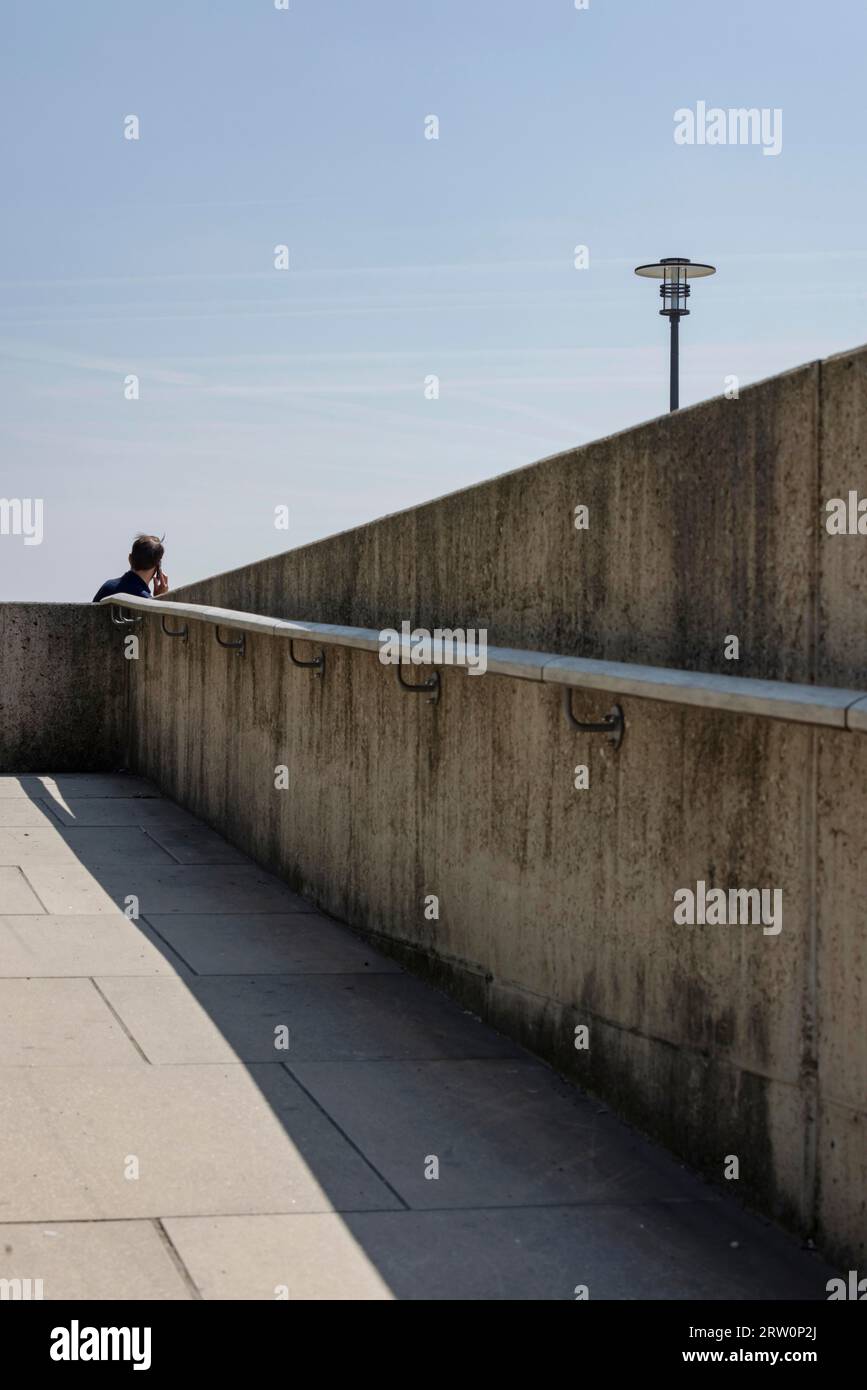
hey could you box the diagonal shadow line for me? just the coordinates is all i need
[0,772,836,1302]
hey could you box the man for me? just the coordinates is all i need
[92,534,169,603]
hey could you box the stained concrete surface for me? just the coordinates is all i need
[0,774,835,1299]
[0,607,126,774]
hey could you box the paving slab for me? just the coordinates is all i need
[0,867,45,913]
[163,1202,834,1301]
[0,826,177,868]
[0,771,838,1301]
[0,775,160,800]
[0,978,145,1066]
[0,1220,193,1300]
[145,912,388,975]
[0,801,60,828]
[18,863,313,915]
[288,1058,717,1209]
[0,915,180,977]
[9,864,126,914]
[163,1212,394,1300]
[0,778,48,799]
[41,797,198,829]
[143,825,251,864]
[95,974,522,1065]
[0,1063,401,1221]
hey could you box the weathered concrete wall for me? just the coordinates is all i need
[171,356,823,681]
[0,604,126,773]
[125,345,867,1269]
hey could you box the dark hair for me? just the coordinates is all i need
[129,534,164,571]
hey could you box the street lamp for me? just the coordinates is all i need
[634,257,716,412]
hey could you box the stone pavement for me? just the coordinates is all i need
[0,773,834,1300]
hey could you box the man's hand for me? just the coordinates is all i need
[153,570,169,597]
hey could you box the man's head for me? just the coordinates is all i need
[129,533,164,582]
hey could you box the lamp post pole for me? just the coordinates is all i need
[669,311,679,412]
[634,257,716,413]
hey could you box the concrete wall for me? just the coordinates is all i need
[0,604,126,773]
[123,346,867,1268]
[171,355,821,679]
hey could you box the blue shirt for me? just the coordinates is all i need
[92,571,152,603]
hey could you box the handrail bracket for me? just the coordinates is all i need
[215,626,245,655]
[161,615,188,641]
[289,640,325,678]
[562,687,624,749]
[395,664,440,704]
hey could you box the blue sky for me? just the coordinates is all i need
[2,0,866,599]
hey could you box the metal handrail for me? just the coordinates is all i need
[98,593,867,733]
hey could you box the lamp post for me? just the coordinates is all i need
[634,257,716,412]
